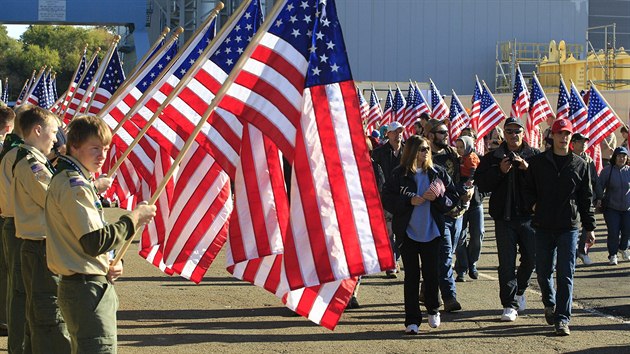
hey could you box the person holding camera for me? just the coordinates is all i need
[475,117,540,322]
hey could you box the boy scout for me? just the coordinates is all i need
[11,106,70,353]
[46,115,156,354]
[0,105,15,336]
[0,104,30,354]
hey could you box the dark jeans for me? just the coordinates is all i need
[603,209,630,257]
[439,216,462,301]
[455,203,485,275]
[535,229,579,324]
[494,218,536,309]
[400,236,440,327]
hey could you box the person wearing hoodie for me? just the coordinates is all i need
[454,135,484,282]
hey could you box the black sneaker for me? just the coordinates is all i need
[469,268,479,280]
[544,306,555,325]
[555,322,570,336]
[455,274,466,282]
[443,298,462,312]
[346,296,360,309]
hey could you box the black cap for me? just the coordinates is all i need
[53,128,67,151]
[571,133,589,142]
[503,117,524,128]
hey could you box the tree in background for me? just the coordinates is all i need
[0,25,115,101]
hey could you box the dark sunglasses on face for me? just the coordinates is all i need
[433,130,448,135]
[419,146,429,153]
[505,129,523,135]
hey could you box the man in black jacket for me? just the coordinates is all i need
[525,118,596,336]
[476,117,539,322]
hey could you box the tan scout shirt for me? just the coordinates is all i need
[0,148,19,217]
[46,156,111,276]
[12,144,53,240]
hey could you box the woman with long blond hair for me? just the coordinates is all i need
[382,135,458,334]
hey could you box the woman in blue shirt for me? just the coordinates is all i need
[382,136,458,335]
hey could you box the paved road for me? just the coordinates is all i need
[0,211,628,353]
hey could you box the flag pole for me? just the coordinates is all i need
[57,45,87,116]
[106,2,227,175]
[128,27,171,77]
[60,48,101,117]
[96,29,183,120]
[24,66,46,100]
[110,2,224,135]
[16,79,29,103]
[111,0,289,265]
[81,36,122,115]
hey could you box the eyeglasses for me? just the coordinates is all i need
[505,129,523,135]
[419,146,430,153]
[433,130,448,135]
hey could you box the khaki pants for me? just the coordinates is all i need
[3,218,28,354]
[21,239,70,354]
[59,277,119,354]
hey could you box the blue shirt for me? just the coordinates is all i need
[406,170,441,242]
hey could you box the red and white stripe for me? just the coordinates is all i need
[525,74,553,148]
[510,67,530,118]
[365,87,382,135]
[477,83,506,141]
[569,82,589,135]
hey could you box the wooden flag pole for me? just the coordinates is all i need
[127,27,171,77]
[110,1,224,135]
[96,28,182,120]
[60,48,101,117]
[111,0,288,265]
[81,36,122,115]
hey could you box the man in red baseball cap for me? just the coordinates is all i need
[524,118,596,336]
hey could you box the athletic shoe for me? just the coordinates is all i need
[609,254,618,265]
[443,298,462,312]
[555,322,570,336]
[428,312,441,328]
[386,263,400,278]
[516,294,527,312]
[455,274,466,282]
[621,249,630,261]
[544,306,555,325]
[577,252,593,265]
[405,324,419,335]
[501,307,518,322]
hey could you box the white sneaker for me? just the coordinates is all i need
[621,249,630,261]
[501,307,518,322]
[516,294,527,312]
[428,312,441,328]
[609,254,618,265]
[577,252,593,265]
[405,324,418,335]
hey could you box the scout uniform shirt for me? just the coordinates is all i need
[46,156,135,276]
[0,134,24,218]
[11,144,54,240]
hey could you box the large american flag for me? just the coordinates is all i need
[400,82,418,139]
[25,69,48,108]
[55,48,87,115]
[213,0,393,329]
[470,77,484,154]
[64,52,99,122]
[556,78,570,121]
[587,84,622,149]
[364,86,382,134]
[569,81,588,135]
[430,79,449,121]
[392,84,406,123]
[448,90,470,143]
[510,66,529,118]
[88,49,126,114]
[381,87,394,125]
[525,72,553,148]
[477,81,506,141]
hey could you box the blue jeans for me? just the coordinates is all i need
[384,212,400,262]
[603,209,630,257]
[535,229,579,324]
[438,216,462,301]
[494,218,536,309]
[455,203,485,275]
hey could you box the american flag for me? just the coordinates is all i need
[64,53,99,122]
[428,178,446,198]
[581,89,590,106]
[1,78,7,103]
[412,83,431,117]
[470,77,485,154]
[477,81,506,141]
[213,0,393,329]
[430,79,449,121]
[526,73,553,148]
[448,90,471,143]
[587,84,622,149]
[510,65,529,118]
[556,78,570,121]
[15,79,29,106]
[392,84,406,123]
[381,87,394,125]
[88,50,126,114]
[569,82,588,135]
[365,86,382,134]
[46,71,57,109]
[357,86,369,126]
[56,49,87,115]
[25,69,48,108]
[400,82,417,138]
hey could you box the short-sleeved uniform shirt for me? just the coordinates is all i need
[0,148,19,217]
[12,144,54,240]
[46,156,110,276]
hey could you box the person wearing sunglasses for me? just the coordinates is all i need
[476,117,540,322]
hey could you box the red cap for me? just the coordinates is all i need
[551,119,573,134]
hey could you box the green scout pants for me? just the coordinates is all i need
[3,218,28,354]
[21,239,70,354]
[0,216,7,327]
[59,276,119,354]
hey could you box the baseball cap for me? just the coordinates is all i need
[551,118,573,134]
[613,146,629,156]
[387,121,404,133]
[370,130,380,138]
[571,133,589,142]
[503,117,524,128]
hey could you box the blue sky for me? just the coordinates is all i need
[5,24,29,39]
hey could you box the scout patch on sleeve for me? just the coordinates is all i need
[30,162,44,174]
[69,176,86,188]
